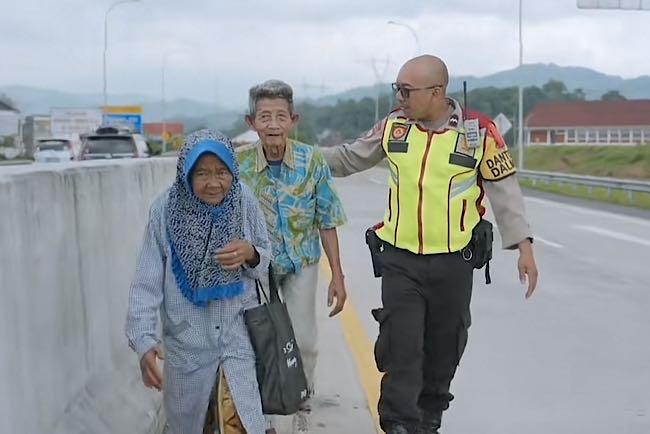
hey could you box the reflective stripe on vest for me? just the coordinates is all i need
[376,116,485,254]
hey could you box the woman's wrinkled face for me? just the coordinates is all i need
[191,153,233,206]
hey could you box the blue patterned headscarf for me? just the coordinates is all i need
[166,129,244,306]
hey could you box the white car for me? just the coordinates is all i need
[33,139,74,163]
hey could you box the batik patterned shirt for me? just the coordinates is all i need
[237,140,347,275]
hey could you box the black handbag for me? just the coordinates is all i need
[243,266,309,415]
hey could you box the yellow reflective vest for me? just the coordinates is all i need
[376,114,493,255]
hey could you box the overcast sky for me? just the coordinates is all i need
[1,0,650,108]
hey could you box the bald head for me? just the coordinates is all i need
[394,55,451,122]
[400,55,449,88]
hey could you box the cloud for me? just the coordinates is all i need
[142,0,584,23]
[1,0,649,109]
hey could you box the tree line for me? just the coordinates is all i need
[227,80,627,146]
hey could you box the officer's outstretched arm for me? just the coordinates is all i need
[320,119,387,177]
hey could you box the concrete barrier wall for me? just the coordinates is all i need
[0,158,176,434]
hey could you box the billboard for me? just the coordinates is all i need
[577,0,650,9]
[102,106,143,133]
[50,107,103,137]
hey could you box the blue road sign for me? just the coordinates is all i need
[102,114,143,133]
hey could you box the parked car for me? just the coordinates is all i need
[80,126,150,160]
[33,139,74,163]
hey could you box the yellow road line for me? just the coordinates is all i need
[320,259,382,433]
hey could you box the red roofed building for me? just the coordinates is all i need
[525,100,650,145]
[143,122,184,139]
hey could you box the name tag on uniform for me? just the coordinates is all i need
[387,140,409,153]
[449,152,477,169]
[464,118,481,149]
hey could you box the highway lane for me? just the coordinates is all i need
[331,167,650,434]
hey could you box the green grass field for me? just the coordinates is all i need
[513,144,650,180]
[513,145,650,209]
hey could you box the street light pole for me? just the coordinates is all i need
[366,57,390,123]
[103,0,139,109]
[160,48,188,154]
[387,20,421,56]
[517,0,525,169]
[161,53,167,154]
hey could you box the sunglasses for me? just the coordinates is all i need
[391,83,443,99]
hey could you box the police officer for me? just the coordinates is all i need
[321,55,539,434]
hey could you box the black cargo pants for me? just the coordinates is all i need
[374,242,474,430]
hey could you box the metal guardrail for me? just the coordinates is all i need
[517,169,650,201]
[0,159,32,166]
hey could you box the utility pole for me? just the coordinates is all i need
[387,20,421,56]
[517,0,525,169]
[103,0,140,108]
[301,81,330,99]
[358,57,391,123]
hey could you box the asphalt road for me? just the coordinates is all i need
[326,167,650,434]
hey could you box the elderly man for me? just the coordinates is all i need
[321,55,539,434]
[236,79,347,432]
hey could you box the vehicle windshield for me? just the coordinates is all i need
[84,137,135,154]
[37,141,68,151]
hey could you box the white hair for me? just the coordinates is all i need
[248,79,294,116]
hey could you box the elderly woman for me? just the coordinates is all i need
[125,129,269,434]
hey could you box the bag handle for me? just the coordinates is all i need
[255,262,281,304]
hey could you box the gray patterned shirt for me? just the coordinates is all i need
[125,182,269,434]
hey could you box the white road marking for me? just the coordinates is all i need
[535,236,565,249]
[525,196,650,228]
[574,225,650,247]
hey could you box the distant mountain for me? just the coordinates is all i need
[307,83,390,106]
[0,85,240,130]
[309,63,650,105]
[451,63,650,98]
[3,63,649,130]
